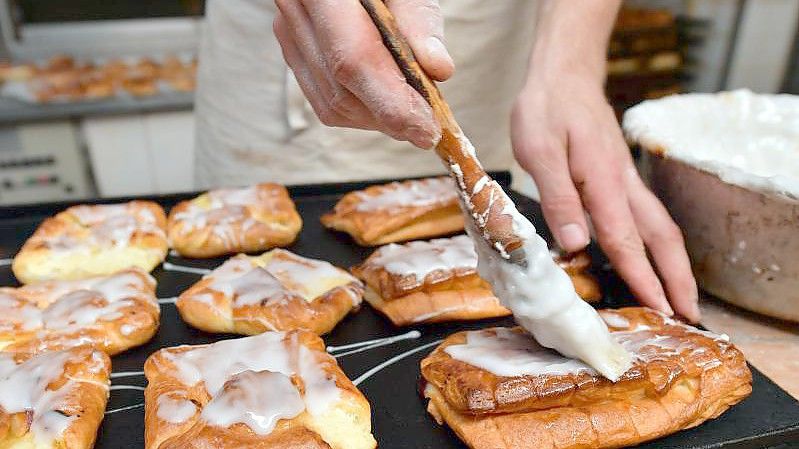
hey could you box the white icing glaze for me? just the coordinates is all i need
[446,318,728,378]
[156,393,197,424]
[204,251,360,306]
[44,203,165,251]
[201,370,304,434]
[172,186,268,248]
[0,349,105,443]
[354,177,457,211]
[164,331,340,435]
[450,132,631,381]
[0,271,155,336]
[368,235,477,282]
[623,89,799,199]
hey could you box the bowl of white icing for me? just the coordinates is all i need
[623,89,799,322]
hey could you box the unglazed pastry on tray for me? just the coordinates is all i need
[351,235,600,326]
[420,307,752,449]
[0,346,111,449]
[13,200,168,284]
[144,329,376,449]
[176,249,363,335]
[168,183,302,258]
[321,177,464,246]
[0,268,160,355]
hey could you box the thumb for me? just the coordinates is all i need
[386,0,454,81]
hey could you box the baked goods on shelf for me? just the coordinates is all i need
[351,235,601,326]
[420,307,752,449]
[321,176,464,246]
[0,346,111,449]
[168,184,302,258]
[144,329,376,449]
[176,249,363,335]
[12,201,168,284]
[0,268,159,355]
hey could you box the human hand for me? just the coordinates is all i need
[511,72,700,322]
[273,0,453,148]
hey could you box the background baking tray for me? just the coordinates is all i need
[0,172,797,449]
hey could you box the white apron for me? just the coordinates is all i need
[194,0,539,188]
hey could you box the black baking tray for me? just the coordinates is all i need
[0,172,797,449]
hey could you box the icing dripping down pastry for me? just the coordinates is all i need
[444,310,728,378]
[205,250,362,306]
[162,331,341,434]
[354,177,458,211]
[367,235,477,283]
[0,349,108,444]
[450,133,631,382]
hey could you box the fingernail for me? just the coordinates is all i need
[691,300,702,323]
[405,125,439,149]
[426,37,454,68]
[558,223,589,251]
[659,292,675,317]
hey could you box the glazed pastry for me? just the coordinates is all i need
[168,184,302,258]
[552,250,601,302]
[421,307,752,449]
[0,346,111,449]
[351,235,601,326]
[144,329,376,449]
[352,235,507,326]
[176,249,363,335]
[13,201,168,284]
[321,177,464,246]
[0,268,159,355]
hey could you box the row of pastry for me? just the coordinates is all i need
[0,177,752,449]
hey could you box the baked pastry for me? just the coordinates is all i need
[144,329,376,449]
[0,268,159,355]
[351,235,601,326]
[13,200,168,284]
[352,235,508,325]
[552,250,601,302]
[421,307,752,449]
[0,346,111,449]
[168,184,302,258]
[176,249,363,335]
[321,176,464,246]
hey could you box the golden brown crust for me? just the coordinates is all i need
[363,284,510,326]
[420,307,752,449]
[0,346,111,449]
[320,177,464,246]
[168,184,303,258]
[0,268,160,356]
[176,250,363,335]
[144,330,375,449]
[13,200,168,284]
[554,251,601,303]
[351,237,600,325]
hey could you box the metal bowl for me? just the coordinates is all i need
[625,91,799,322]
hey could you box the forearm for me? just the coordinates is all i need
[528,0,622,84]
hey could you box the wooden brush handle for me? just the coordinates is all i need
[360,0,523,255]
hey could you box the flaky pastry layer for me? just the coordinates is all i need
[0,346,111,449]
[13,200,168,283]
[0,268,160,356]
[321,177,464,246]
[144,330,375,449]
[420,307,752,449]
[168,183,302,258]
[177,249,363,335]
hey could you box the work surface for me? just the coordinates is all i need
[0,174,797,448]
